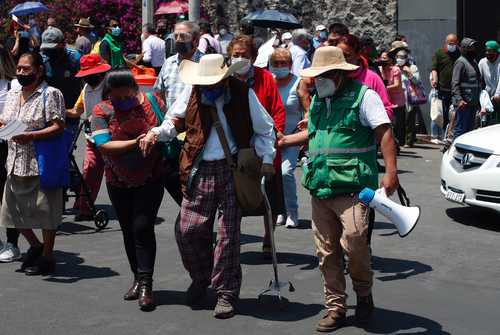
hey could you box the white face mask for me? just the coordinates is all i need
[315,77,337,98]
[447,44,457,53]
[231,57,252,75]
[396,58,406,66]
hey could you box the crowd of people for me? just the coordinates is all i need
[0,12,497,332]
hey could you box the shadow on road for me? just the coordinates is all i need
[238,297,323,321]
[240,251,318,270]
[57,221,119,235]
[361,307,451,334]
[240,233,263,245]
[44,251,119,284]
[372,256,432,282]
[446,207,500,232]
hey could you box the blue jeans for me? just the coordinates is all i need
[281,146,300,217]
[453,104,477,141]
[431,120,443,139]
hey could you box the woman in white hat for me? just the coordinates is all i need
[140,53,276,319]
[279,46,399,332]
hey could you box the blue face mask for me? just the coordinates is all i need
[111,96,138,112]
[269,65,290,79]
[319,31,327,40]
[111,26,121,37]
[202,85,225,103]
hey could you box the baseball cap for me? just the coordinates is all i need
[41,27,64,50]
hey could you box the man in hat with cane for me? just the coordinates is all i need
[278,46,399,332]
[139,54,276,319]
[74,18,95,55]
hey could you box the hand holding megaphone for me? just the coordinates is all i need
[358,187,420,238]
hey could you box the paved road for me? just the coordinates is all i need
[1,144,499,335]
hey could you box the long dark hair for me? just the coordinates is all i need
[0,44,16,80]
[102,69,138,100]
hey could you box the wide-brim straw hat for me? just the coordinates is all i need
[179,54,247,86]
[300,46,358,78]
[74,18,94,29]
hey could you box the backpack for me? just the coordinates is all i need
[202,37,217,54]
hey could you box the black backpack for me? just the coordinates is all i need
[202,37,217,54]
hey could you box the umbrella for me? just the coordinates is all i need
[243,9,302,30]
[155,0,188,16]
[9,1,49,17]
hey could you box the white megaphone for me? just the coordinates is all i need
[358,187,420,238]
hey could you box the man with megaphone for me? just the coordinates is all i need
[278,46,399,332]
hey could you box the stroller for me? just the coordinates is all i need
[63,120,109,230]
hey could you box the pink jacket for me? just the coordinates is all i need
[349,57,394,120]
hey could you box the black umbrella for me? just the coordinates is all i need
[243,9,302,29]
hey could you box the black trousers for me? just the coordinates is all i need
[0,141,19,247]
[107,181,164,276]
[393,106,407,147]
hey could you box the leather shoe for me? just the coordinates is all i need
[316,310,346,332]
[123,278,140,301]
[355,294,374,325]
[138,276,155,311]
[20,244,44,272]
[25,256,55,276]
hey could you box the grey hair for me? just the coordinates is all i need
[292,28,310,44]
[175,21,200,39]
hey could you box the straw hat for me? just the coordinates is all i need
[300,46,358,78]
[388,40,409,54]
[179,54,247,86]
[74,18,94,29]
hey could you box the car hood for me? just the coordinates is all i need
[455,124,500,154]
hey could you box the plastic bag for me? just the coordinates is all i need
[430,89,444,128]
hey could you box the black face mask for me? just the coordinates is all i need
[83,74,103,87]
[175,41,193,55]
[17,73,37,87]
[157,27,167,36]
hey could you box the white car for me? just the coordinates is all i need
[440,124,500,212]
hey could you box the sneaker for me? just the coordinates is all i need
[0,243,21,263]
[431,138,444,145]
[276,214,285,226]
[316,310,346,332]
[214,294,235,319]
[355,293,374,325]
[285,214,299,228]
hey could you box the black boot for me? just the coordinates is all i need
[138,274,155,311]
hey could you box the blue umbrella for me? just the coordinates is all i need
[243,9,302,30]
[9,2,49,17]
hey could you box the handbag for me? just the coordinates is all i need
[406,79,427,106]
[145,92,182,161]
[207,105,264,213]
[33,88,72,189]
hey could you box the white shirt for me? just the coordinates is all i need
[198,34,223,54]
[142,35,166,68]
[82,81,105,120]
[478,57,500,98]
[151,85,276,164]
[289,43,311,76]
[359,89,391,129]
